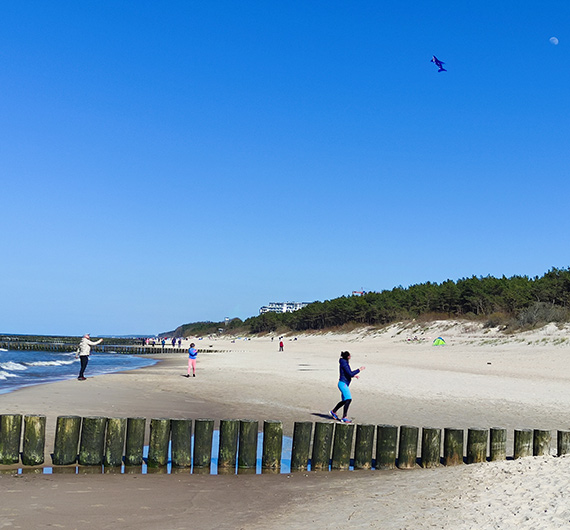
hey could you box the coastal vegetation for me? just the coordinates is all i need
[175,267,570,336]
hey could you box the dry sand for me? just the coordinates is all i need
[2,321,570,529]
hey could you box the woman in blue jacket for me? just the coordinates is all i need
[329,351,365,423]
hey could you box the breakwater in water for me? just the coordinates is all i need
[1,414,568,475]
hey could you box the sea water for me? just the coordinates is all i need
[0,349,157,395]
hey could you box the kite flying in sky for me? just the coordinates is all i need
[431,55,446,72]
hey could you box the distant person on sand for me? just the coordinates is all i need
[279,340,284,352]
[75,334,103,381]
[185,343,198,377]
[329,351,365,423]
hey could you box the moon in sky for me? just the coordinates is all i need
[549,36,559,45]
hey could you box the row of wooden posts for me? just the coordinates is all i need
[0,414,568,471]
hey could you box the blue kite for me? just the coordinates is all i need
[431,55,446,72]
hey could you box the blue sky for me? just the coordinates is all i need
[2,1,569,336]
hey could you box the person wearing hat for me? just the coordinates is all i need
[75,333,103,381]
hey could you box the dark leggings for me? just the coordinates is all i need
[79,356,89,378]
[332,398,352,418]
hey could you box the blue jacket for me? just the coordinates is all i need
[188,347,198,359]
[339,358,360,385]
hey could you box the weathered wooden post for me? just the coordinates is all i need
[291,421,312,471]
[398,426,418,469]
[557,430,570,456]
[466,428,488,464]
[533,429,552,456]
[262,420,283,471]
[147,418,170,468]
[104,418,127,467]
[22,415,46,466]
[218,419,239,471]
[489,428,507,461]
[514,429,533,459]
[53,415,81,465]
[311,422,334,471]
[171,419,192,468]
[0,414,22,464]
[421,427,441,468]
[238,420,258,470]
[443,428,464,466]
[354,424,374,470]
[78,416,107,466]
[124,417,146,466]
[376,424,398,470]
[331,422,354,470]
[193,418,214,470]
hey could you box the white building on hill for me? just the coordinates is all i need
[259,302,311,314]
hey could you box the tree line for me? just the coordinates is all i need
[172,268,570,336]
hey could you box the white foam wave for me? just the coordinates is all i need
[25,360,76,367]
[0,370,19,380]
[0,361,28,371]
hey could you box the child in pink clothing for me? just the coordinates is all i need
[185,343,198,377]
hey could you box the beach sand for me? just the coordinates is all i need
[2,321,570,529]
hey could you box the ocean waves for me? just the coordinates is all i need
[0,349,157,395]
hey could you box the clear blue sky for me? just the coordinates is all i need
[2,1,569,336]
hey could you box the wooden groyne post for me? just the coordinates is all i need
[218,419,239,471]
[514,429,533,459]
[443,428,464,466]
[262,420,283,471]
[238,420,258,470]
[78,416,106,466]
[171,419,192,468]
[53,415,81,465]
[490,427,507,461]
[397,425,418,469]
[311,422,334,471]
[533,429,552,456]
[105,418,127,467]
[557,430,570,456]
[22,415,46,466]
[466,428,488,464]
[124,417,146,466]
[376,424,398,470]
[147,418,170,468]
[331,422,354,470]
[0,414,23,465]
[421,427,441,468]
[291,421,312,471]
[193,418,214,471]
[354,423,374,470]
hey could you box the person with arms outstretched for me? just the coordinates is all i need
[329,351,365,423]
[75,333,103,381]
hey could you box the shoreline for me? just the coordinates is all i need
[0,350,159,397]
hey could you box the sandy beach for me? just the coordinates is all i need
[2,321,570,529]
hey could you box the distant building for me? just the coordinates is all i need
[259,302,311,314]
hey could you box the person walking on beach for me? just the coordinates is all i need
[329,351,365,423]
[75,334,103,381]
[279,339,284,352]
[185,343,198,377]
